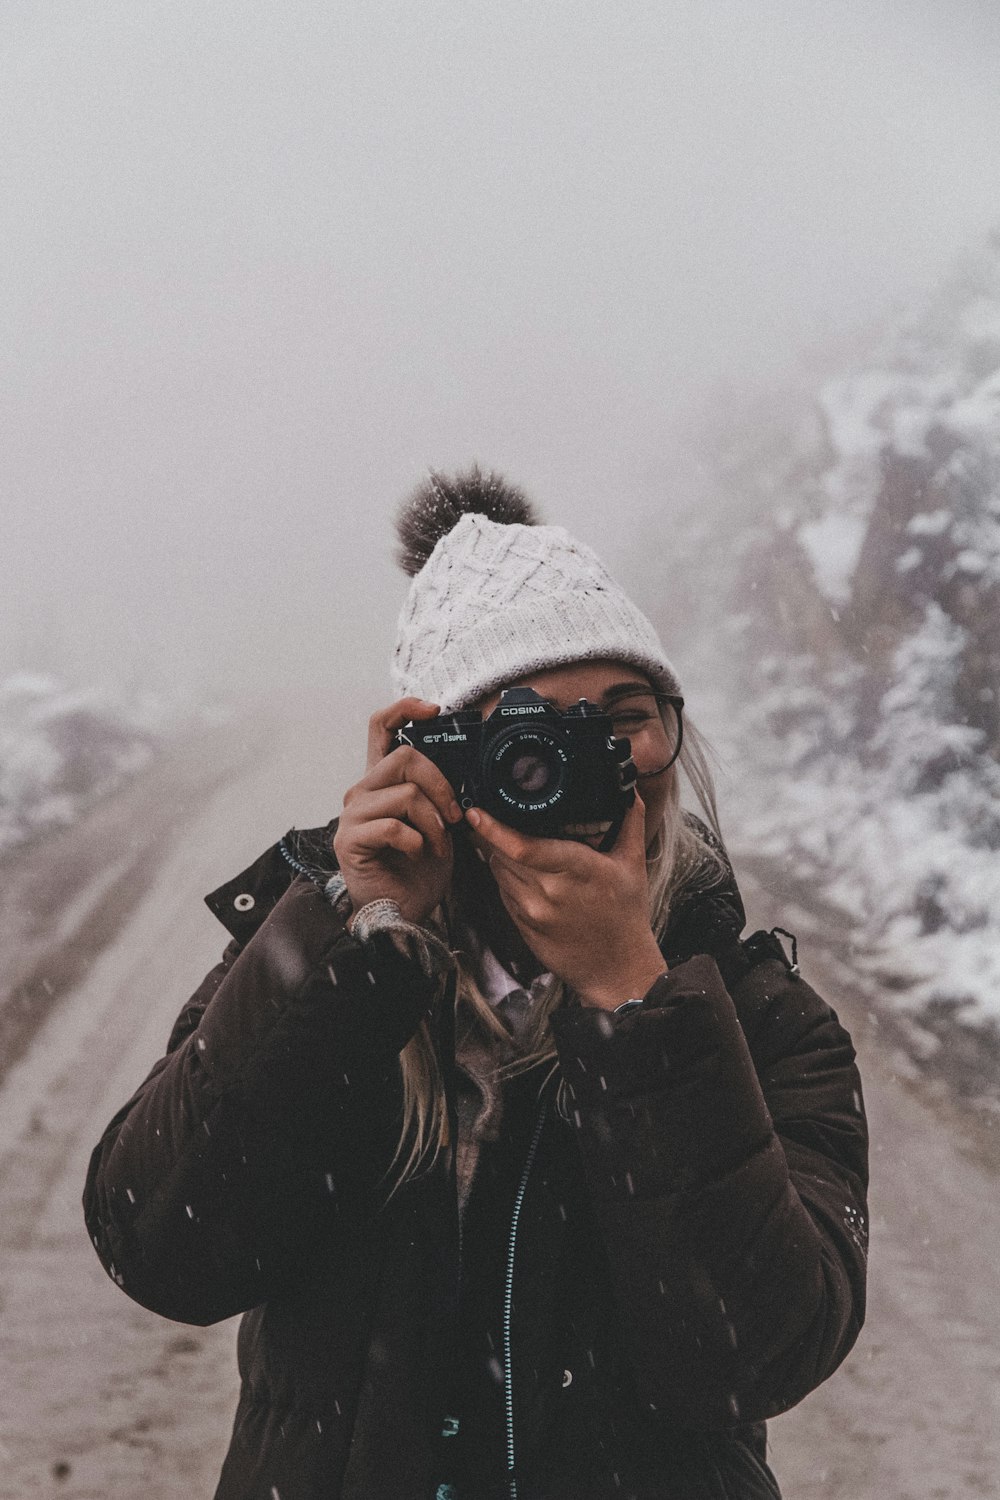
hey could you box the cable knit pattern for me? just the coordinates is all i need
[392,514,682,710]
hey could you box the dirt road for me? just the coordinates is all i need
[752,926,1000,1499]
[0,733,998,1499]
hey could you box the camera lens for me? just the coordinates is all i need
[488,729,568,814]
[509,751,552,796]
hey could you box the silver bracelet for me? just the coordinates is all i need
[611,970,669,1016]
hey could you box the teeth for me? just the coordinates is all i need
[563,820,612,836]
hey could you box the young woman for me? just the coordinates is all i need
[85,470,869,1500]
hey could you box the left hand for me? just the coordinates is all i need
[466,793,668,1010]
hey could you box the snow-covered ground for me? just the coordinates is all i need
[0,674,174,856]
[0,674,246,1091]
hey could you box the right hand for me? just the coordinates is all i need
[332,697,464,927]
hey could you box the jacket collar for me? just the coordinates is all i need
[204,821,338,943]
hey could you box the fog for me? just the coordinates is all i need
[6,9,1000,1490]
[5,0,1000,710]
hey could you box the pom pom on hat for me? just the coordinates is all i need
[391,467,682,710]
[395,465,539,578]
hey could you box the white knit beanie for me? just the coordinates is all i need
[391,469,682,712]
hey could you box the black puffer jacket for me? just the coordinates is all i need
[84,824,868,1500]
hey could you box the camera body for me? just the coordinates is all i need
[395,686,636,849]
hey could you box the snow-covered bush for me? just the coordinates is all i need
[0,674,163,855]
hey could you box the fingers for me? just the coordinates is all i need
[349,783,452,860]
[483,846,536,893]
[358,744,462,826]
[350,816,426,862]
[475,792,647,865]
[493,880,543,937]
[354,695,462,827]
[465,808,584,873]
[366,697,441,772]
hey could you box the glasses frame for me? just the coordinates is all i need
[609,690,685,779]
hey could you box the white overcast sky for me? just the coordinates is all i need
[4,0,1000,706]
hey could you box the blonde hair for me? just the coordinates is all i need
[384,717,728,1192]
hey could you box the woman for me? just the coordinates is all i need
[84,469,868,1500]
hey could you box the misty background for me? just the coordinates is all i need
[4,5,1000,1496]
[6,0,1000,715]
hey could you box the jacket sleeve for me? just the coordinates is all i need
[83,876,441,1326]
[549,948,869,1430]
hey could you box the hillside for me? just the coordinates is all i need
[714,235,1000,1105]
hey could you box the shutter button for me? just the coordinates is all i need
[233,893,255,912]
[562,1368,573,1388]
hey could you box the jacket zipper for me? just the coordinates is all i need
[503,1096,549,1500]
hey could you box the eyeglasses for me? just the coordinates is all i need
[605,690,685,778]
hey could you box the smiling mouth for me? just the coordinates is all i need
[561,820,613,839]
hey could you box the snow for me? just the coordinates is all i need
[907,510,952,537]
[797,511,868,607]
[0,673,168,855]
[727,236,1000,1052]
[739,709,1000,1026]
[741,587,1000,1027]
[818,370,898,465]
[940,369,1000,440]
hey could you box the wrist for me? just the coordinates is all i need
[343,887,436,930]
[577,935,668,1012]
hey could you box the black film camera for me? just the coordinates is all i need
[395,687,637,851]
